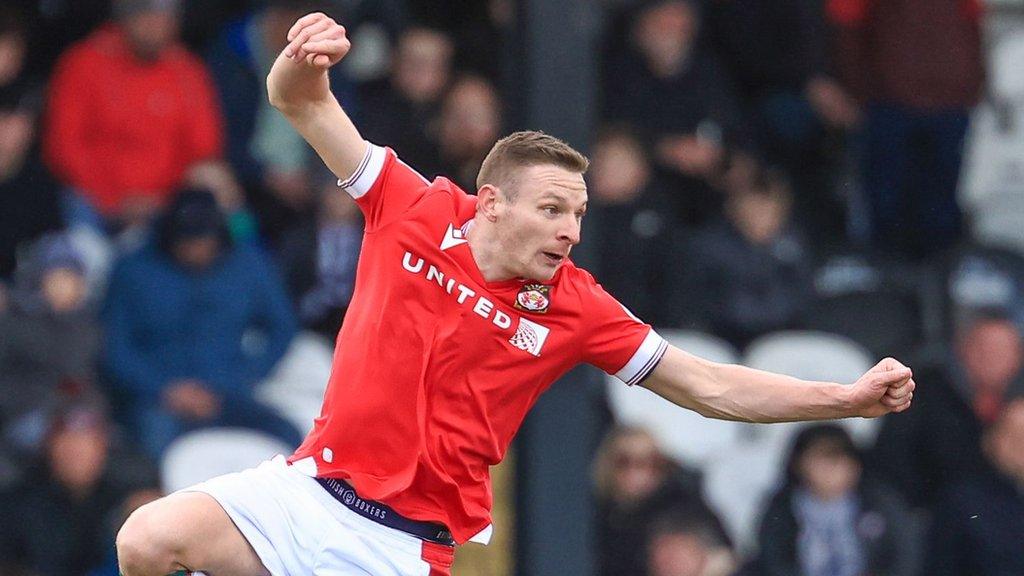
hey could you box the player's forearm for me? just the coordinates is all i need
[266,52,366,182]
[642,347,855,423]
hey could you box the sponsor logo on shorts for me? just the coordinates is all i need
[341,489,388,520]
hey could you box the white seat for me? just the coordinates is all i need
[256,331,334,434]
[160,428,293,492]
[743,330,878,444]
[699,330,880,551]
[702,440,784,554]
[606,330,742,467]
[973,198,1024,254]
[743,330,874,383]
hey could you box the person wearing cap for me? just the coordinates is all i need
[102,190,302,458]
[0,234,99,485]
[42,0,229,230]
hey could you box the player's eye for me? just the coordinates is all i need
[542,205,559,216]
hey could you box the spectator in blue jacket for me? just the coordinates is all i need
[103,189,301,457]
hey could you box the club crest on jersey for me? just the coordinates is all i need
[515,284,551,313]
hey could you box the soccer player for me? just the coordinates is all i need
[115,13,915,576]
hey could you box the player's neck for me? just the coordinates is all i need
[466,218,517,283]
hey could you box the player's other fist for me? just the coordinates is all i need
[283,12,350,69]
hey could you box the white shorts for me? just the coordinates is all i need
[181,456,454,576]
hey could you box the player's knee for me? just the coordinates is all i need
[117,500,181,575]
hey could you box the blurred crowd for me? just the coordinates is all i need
[0,0,1022,575]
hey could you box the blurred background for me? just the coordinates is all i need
[1,0,1023,574]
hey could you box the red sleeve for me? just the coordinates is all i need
[338,144,432,230]
[178,59,224,162]
[578,273,668,386]
[43,48,106,196]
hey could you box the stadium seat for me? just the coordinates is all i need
[935,244,1024,338]
[605,330,743,467]
[255,331,334,434]
[808,254,924,358]
[806,291,921,359]
[160,428,293,492]
[698,330,879,550]
[702,439,784,553]
[743,330,878,443]
[972,193,1024,254]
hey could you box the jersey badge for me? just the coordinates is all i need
[515,284,551,313]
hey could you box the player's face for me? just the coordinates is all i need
[497,164,587,281]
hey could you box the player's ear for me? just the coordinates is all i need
[477,184,501,222]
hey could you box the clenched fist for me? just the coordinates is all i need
[283,12,351,70]
[849,357,915,418]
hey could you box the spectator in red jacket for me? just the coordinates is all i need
[43,0,232,231]
[829,0,984,259]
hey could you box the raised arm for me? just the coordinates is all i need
[640,345,915,423]
[267,12,366,181]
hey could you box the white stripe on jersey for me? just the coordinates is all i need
[615,329,668,386]
[337,143,387,199]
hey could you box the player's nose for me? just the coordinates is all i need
[559,216,581,245]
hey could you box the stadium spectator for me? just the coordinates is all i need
[583,126,675,325]
[756,425,918,576]
[436,74,503,191]
[206,0,359,243]
[603,0,746,225]
[0,73,63,282]
[868,306,1024,513]
[0,396,159,576]
[593,426,730,576]
[646,510,738,576]
[829,0,984,259]
[9,0,110,79]
[667,164,812,347]
[43,0,229,232]
[0,6,31,89]
[0,235,98,487]
[358,26,454,177]
[102,189,302,457]
[923,397,1024,576]
[275,172,363,340]
[705,0,858,247]
[407,0,507,80]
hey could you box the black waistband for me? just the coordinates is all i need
[316,477,455,547]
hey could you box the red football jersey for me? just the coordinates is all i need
[289,144,668,544]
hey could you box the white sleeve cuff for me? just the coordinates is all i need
[614,329,668,386]
[337,142,387,199]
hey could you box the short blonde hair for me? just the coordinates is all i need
[476,131,589,201]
